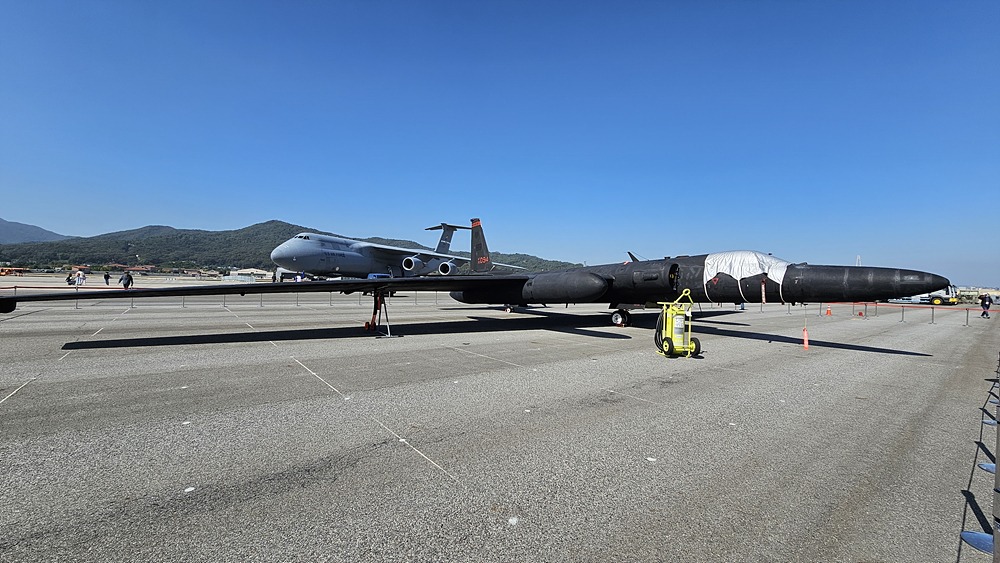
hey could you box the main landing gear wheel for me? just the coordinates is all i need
[611,309,632,327]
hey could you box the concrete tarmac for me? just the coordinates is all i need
[1,276,999,562]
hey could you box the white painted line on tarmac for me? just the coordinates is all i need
[371,417,460,485]
[292,357,349,400]
[91,327,104,337]
[0,378,37,405]
[58,351,73,361]
[229,309,280,347]
[444,345,525,368]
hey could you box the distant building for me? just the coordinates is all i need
[232,268,272,280]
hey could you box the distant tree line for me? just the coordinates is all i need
[0,220,579,272]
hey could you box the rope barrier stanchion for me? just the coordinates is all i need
[802,304,809,350]
[900,305,905,323]
[929,306,935,325]
[961,351,1000,554]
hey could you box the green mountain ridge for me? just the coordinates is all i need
[0,217,72,244]
[0,220,579,272]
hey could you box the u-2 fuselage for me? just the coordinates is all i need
[450,251,950,308]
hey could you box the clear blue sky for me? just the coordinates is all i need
[1,1,997,285]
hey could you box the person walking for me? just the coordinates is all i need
[104,272,110,285]
[980,293,993,319]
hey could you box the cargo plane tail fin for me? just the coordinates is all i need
[425,222,471,254]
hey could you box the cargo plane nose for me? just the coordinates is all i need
[269,239,300,269]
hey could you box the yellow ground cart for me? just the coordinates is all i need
[655,289,701,357]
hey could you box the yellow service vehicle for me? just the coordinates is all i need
[887,284,959,306]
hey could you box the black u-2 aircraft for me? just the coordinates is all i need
[0,219,949,344]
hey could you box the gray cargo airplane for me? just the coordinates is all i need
[0,219,950,350]
[270,219,520,279]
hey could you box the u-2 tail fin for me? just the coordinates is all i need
[470,218,493,272]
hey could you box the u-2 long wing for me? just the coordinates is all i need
[0,275,530,314]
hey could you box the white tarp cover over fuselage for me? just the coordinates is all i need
[703,250,791,303]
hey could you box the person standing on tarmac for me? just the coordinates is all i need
[980,293,993,319]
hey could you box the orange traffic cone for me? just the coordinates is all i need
[825,305,832,316]
[803,327,809,350]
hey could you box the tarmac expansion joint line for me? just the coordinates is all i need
[601,388,663,406]
[290,356,350,401]
[0,377,37,406]
[443,345,525,368]
[370,417,461,485]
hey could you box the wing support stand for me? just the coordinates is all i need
[364,289,401,339]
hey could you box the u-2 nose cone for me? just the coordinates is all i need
[781,264,951,303]
[897,269,950,296]
[927,273,951,293]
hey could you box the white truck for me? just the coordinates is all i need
[888,284,959,306]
